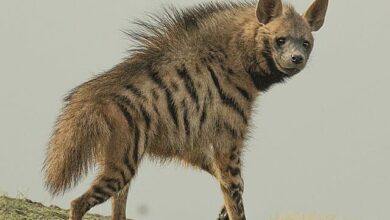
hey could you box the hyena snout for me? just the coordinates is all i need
[287,49,307,67]
[291,54,304,64]
[279,51,307,74]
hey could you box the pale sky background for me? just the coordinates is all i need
[0,0,389,220]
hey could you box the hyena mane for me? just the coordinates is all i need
[43,0,328,219]
[126,1,255,59]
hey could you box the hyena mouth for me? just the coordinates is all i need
[275,60,301,76]
[281,67,300,75]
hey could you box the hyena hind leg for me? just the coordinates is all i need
[69,157,141,220]
[111,183,130,220]
[69,115,145,219]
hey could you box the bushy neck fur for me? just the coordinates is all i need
[127,3,288,93]
[227,9,289,92]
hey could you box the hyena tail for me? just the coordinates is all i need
[43,97,111,196]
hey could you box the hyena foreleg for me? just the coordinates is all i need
[180,152,231,220]
[217,207,229,220]
[213,143,245,220]
[198,164,230,220]
[189,155,232,220]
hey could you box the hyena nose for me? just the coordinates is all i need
[291,55,304,64]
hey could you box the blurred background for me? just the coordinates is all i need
[0,0,389,220]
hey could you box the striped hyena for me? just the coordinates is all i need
[43,0,329,219]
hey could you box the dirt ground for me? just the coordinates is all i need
[0,195,111,220]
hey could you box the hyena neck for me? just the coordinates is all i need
[229,17,289,93]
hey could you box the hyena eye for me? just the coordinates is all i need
[303,41,311,49]
[276,37,286,47]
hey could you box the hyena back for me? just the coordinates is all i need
[43,0,328,219]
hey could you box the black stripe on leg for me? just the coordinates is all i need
[105,183,118,193]
[106,165,126,188]
[91,194,106,204]
[207,65,248,124]
[176,64,200,111]
[102,177,120,193]
[232,190,241,201]
[102,164,123,189]
[230,183,243,192]
[218,207,229,220]
[229,167,241,176]
[92,186,109,203]
[93,185,111,195]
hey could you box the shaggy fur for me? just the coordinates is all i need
[43,0,328,219]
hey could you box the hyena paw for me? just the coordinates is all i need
[217,208,229,220]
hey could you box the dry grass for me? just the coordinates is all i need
[0,195,345,220]
[0,195,110,220]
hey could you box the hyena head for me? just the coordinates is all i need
[256,0,329,75]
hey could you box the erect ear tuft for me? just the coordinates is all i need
[304,0,329,31]
[256,0,283,24]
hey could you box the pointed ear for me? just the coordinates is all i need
[304,0,329,31]
[256,0,283,24]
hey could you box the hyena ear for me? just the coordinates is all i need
[303,0,329,31]
[256,0,283,24]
